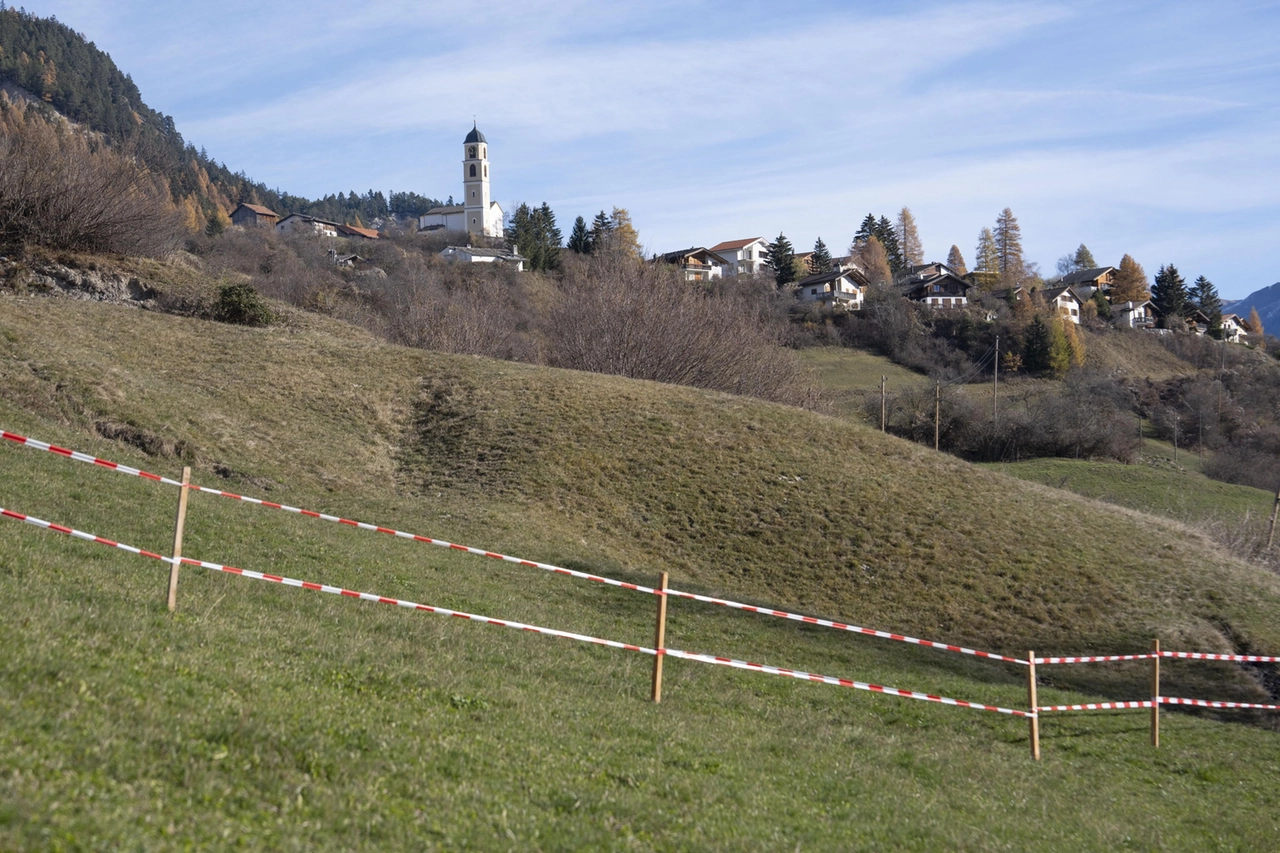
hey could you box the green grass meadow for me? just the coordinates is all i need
[3,297,1280,850]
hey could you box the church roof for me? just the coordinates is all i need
[464,123,487,144]
[423,205,465,215]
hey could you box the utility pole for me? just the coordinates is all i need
[935,380,941,451]
[880,376,887,433]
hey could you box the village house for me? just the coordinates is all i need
[1041,286,1085,324]
[903,265,971,309]
[275,213,340,238]
[794,269,867,310]
[440,245,525,272]
[708,237,769,276]
[1113,299,1159,329]
[230,203,278,229]
[1059,266,1117,300]
[653,247,730,281]
[1221,313,1249,343]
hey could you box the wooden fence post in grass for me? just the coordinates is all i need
[1266,482,1280,550]
[651,572,669,703]
[880,376,887,433]
[1027,650,1041,761]
[1151,638,1161,748]
[166,466,191,612]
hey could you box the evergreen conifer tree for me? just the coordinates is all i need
[765,233,797,287]
[1023,315,1052,373]
[1151,264,1189,328]
[854,214,878,245]
[810,237,833,274]
[1192,275,1223,338]
[589,210,613,253]
[535,202,562,271]
[877,215,903,274]
[1092,289,1112,321]
[567,216,590,254]
[946,245,967,275]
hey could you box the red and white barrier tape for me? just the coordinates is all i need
[1161,651,1280,664]
[2,429,180,485]
[2,428,1028,666]
[1,504,1034,719]
[1,428,659,595]
[0,506,656,654]
[666,587,1028,665]
[1040,698,1280,712]
[1035,654,1158,664]
[663,648,1033,717]
[9,429,1278,674]
[1161,697,1280,711]
[1037,701,1155,712]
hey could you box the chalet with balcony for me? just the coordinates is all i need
[654,247,730,281]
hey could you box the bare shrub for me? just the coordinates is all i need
[0,111,182,256]
[542,253,813,406]
[380,253,534,362]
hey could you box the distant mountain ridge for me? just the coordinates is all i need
[1225,282,1280,332]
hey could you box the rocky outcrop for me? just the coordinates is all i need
[1,255,160,308]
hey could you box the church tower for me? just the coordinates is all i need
[462,123,502,238]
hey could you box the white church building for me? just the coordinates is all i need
[418,124,505,239]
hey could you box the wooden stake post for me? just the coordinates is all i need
[651,572,669,703]
[1151,638,1161,748]
[167,466,191,612]
[1027,650,1041,760]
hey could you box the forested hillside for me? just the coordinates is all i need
[0,6,441,232]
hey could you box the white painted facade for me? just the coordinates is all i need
[795,272,864,309]
[709,238,770,276]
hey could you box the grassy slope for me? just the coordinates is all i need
[3,296,1280,850]
[797,347,923,418]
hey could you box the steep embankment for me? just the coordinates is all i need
[3,294,1279,667]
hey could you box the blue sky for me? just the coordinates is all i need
[26,0,1280,298]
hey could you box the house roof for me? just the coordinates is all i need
[337,223,379,240]
[709,237,765,252]
[797,269,863,287]
[1042,286,1084,304]
[655,247,731,265]
[1061,266,1117,285]
[235,203,277,217]
[277,213,340,228]
[423,205,465,215]
[464,123,487,144]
